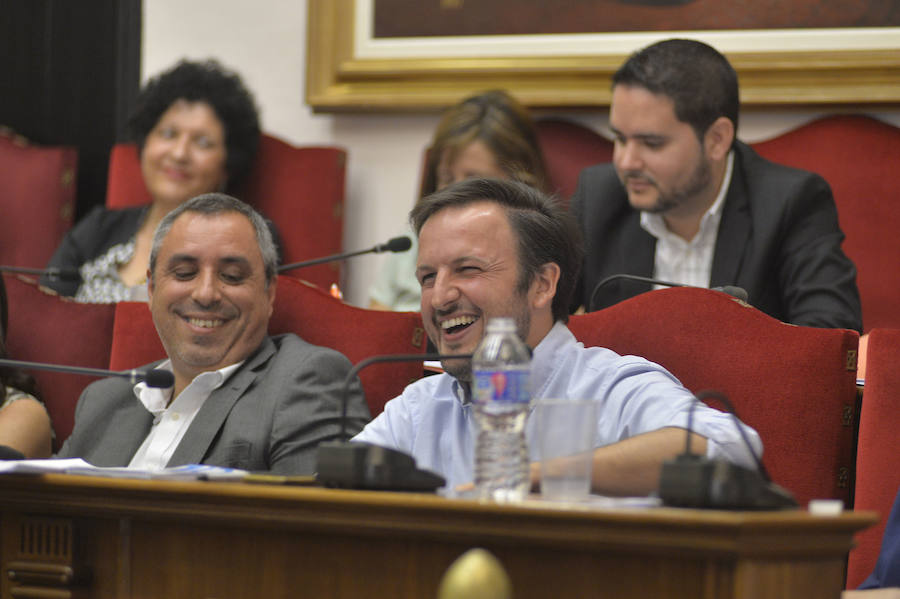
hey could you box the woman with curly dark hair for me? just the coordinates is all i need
[42,59,261,303]
[0,276,52,457]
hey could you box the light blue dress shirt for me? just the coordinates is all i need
[353,322,763,491]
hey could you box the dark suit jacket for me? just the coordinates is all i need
[571,141,862,332]
[57,333,370,475]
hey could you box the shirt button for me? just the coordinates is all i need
[170,413,180,421]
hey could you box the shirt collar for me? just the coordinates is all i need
[132,359,244,416]
[450,322,572,405]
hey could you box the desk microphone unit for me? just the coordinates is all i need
[316,352,470,492]
[658,390,797,510]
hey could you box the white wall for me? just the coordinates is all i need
[143,0,900,306]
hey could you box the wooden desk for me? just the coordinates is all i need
[0,474,876,599]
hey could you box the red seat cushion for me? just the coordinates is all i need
[569,286,859,508]
[2,274,115,447]
[753,115,900,332]
[0,129,77,267]
[847,328,900,588]
[535,118,613,206]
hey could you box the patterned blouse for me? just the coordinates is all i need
[2,386,37,409]
[73,239,148,303]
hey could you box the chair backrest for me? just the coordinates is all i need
[847,328,900,588]
[2,274,116,447]
[752,115,900,332]
[107,275,427,417]
[534,118,613,207]
[105,134,346,290]
[568,286,860,508]
[0,128,77,267]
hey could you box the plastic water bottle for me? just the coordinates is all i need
[472,317,531,502]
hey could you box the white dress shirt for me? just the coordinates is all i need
[641,151,734,288]
[128,360,243,470]
[354,321,762,491]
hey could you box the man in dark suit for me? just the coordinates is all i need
[58,193,369,474]
[572,39,862,332]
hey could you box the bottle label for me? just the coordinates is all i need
[473,369,529,404]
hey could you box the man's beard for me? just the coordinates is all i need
[624,154,712,215]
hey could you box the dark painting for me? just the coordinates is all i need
[374,0,900,38]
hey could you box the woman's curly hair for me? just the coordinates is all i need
[127,59,261,189]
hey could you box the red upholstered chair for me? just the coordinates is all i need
[846,328,900,588]
[752,115,900,332]
[108,275,427,417]
[0,128,77,267]
[105,134,346,290]
[568,286,860,508]
[2,274,116,447]
[535,118,613,206]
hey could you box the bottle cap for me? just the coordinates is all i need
[485,317,515,333]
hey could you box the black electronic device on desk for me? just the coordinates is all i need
[316,442,445,491]
[315,353,470,492]
[658,390,798,510]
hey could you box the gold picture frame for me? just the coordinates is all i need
[307,0,900,112]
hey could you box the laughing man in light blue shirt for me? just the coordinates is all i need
[354,178,762,494]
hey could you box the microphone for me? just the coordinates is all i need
[0,358,174,388]
[588,273,749,312]
[372,236,413,253]
[658,390,797,510]
[316,352,472,492]
[0,266,80,281]
[278,236,412,273]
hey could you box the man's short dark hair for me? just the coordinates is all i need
[410,178,583,323]
[613,38,739,141]
[128,59,260,189]
[149,193,278,286]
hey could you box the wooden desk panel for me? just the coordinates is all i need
[0,474,876,599]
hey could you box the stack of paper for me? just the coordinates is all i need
[0,458,247,481]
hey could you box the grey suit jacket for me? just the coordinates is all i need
[57,333,370,475]
[571,141,862,332]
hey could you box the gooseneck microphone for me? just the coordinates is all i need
[658,390,797,510]
[588,273,749,312]
[316,352,472,492]
[0,358,174,388]
[0,266,80,281]
[278,236,412,273]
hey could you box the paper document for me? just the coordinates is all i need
[0,458,247,480]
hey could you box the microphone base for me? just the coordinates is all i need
[659,454,798,510]
[316,442,445,492]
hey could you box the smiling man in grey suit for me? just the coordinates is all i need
[57,193,369,474]
[572,39,861,332]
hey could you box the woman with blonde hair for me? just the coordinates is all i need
[369,90,548,311]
